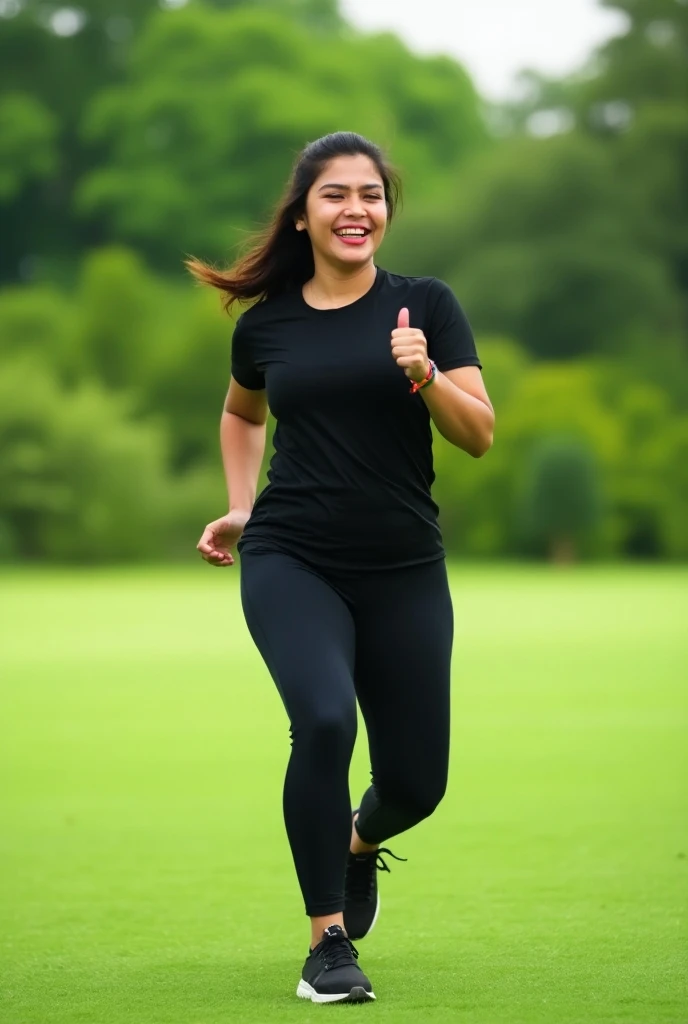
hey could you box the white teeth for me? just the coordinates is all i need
[335,229,367,236]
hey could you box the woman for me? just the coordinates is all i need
[188,131,494,1005]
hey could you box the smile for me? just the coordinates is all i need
[333,227,371,246]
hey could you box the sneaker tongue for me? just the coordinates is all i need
[322,924,347,941]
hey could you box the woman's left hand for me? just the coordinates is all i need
[391,307,430,383]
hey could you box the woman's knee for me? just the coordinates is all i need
[384,775,448,824]
[292,704,358,760]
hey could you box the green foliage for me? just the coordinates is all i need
[0,282,76,371]
[0,356,169,561]
[519,437,603,560]
[0,92,57,200]
[386,131,682,360]
[433,339,688,561]
[75,247,162,390]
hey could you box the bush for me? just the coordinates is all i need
[519,436,603,561]
[0,357,170,562]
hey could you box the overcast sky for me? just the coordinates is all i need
[340,0,629,100]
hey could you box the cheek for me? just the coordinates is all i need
[373,207,388,230]
[311,209,335,238]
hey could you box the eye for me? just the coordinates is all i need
[365,194,383,201]
[324,193,344,200]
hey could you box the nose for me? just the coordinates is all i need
[344,197,366,217]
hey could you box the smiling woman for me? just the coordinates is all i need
[186,133,401,308]
[185,131,494,1007]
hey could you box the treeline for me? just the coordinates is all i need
[0,0,686,561]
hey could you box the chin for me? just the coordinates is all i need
[328,245,376,267]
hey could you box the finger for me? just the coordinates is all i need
[392,349,427,363]
[392,343,425,355]
[391,330,422,342]
[212,554,234,566]
[204,551,233,566]
[197,527,215,550]
[396,357,426,369]
[397,307,410,330]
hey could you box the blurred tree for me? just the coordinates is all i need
[141,287,235,470]
[595,0,688,109]
[497,0,688,314]
[386,131,680,359]
[0,1,155,282]
[202,0,343,31]
[0,355,170,561]
[519,437,603,562]
[0,0,345,282]
[0,282,76,375]
[0,92,57,201]
[75,247,161,390]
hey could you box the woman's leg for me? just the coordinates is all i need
[352,559,454,845]
[239,551,358,944]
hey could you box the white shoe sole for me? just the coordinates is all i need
[367,891,381,937]
[296,980,376,1003]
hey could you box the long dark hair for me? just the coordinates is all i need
[185,132,401,311]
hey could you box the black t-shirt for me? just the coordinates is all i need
[232,266,481,571]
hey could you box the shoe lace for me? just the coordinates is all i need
[321,933,360,971]
[347,847,407,902]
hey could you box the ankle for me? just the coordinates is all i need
[350,813,379,856]
[309,913,345,950]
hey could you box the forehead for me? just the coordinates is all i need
[311,154,383,189]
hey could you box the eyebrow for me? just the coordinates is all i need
[317,183,384,192]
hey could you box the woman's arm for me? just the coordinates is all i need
[391,307,494,459]
[421,365,494,458]
[197,379,268,566]
[222,378,269,512]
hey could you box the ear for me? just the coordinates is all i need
[295,218,307,232]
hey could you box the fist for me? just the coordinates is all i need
[391,308,430,383]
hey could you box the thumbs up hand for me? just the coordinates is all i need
[391,307,430,384]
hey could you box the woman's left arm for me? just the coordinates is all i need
[421,366,494,458]
[391,304,494,458]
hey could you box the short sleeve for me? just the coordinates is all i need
[231,313,265,390]
[425,278,482,372]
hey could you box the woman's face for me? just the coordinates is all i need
[296,154,388,271]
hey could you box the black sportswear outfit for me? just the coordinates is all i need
[233,267,481,916]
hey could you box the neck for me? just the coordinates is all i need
[304,261,377,309]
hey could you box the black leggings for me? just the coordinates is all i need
[239,550,454,916]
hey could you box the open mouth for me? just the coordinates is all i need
[333,227,371,246]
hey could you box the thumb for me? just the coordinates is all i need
[397,307,410,330]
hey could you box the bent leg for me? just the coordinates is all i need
[240,551,357,915]
[352,560,454,845]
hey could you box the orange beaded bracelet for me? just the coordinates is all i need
[409,360,437,394]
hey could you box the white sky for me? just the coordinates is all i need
[340,0,630,100]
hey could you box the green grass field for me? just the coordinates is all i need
[1,565,686,1024]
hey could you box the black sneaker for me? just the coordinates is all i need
[296,924,375,1004]
[344,844,407,941]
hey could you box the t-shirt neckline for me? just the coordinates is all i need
[298,266,384,314]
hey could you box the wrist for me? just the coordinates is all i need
[409,360,437,394]
[409,360,431,384]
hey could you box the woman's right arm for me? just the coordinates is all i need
[222,378,269,514]
[197,379,269,566]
